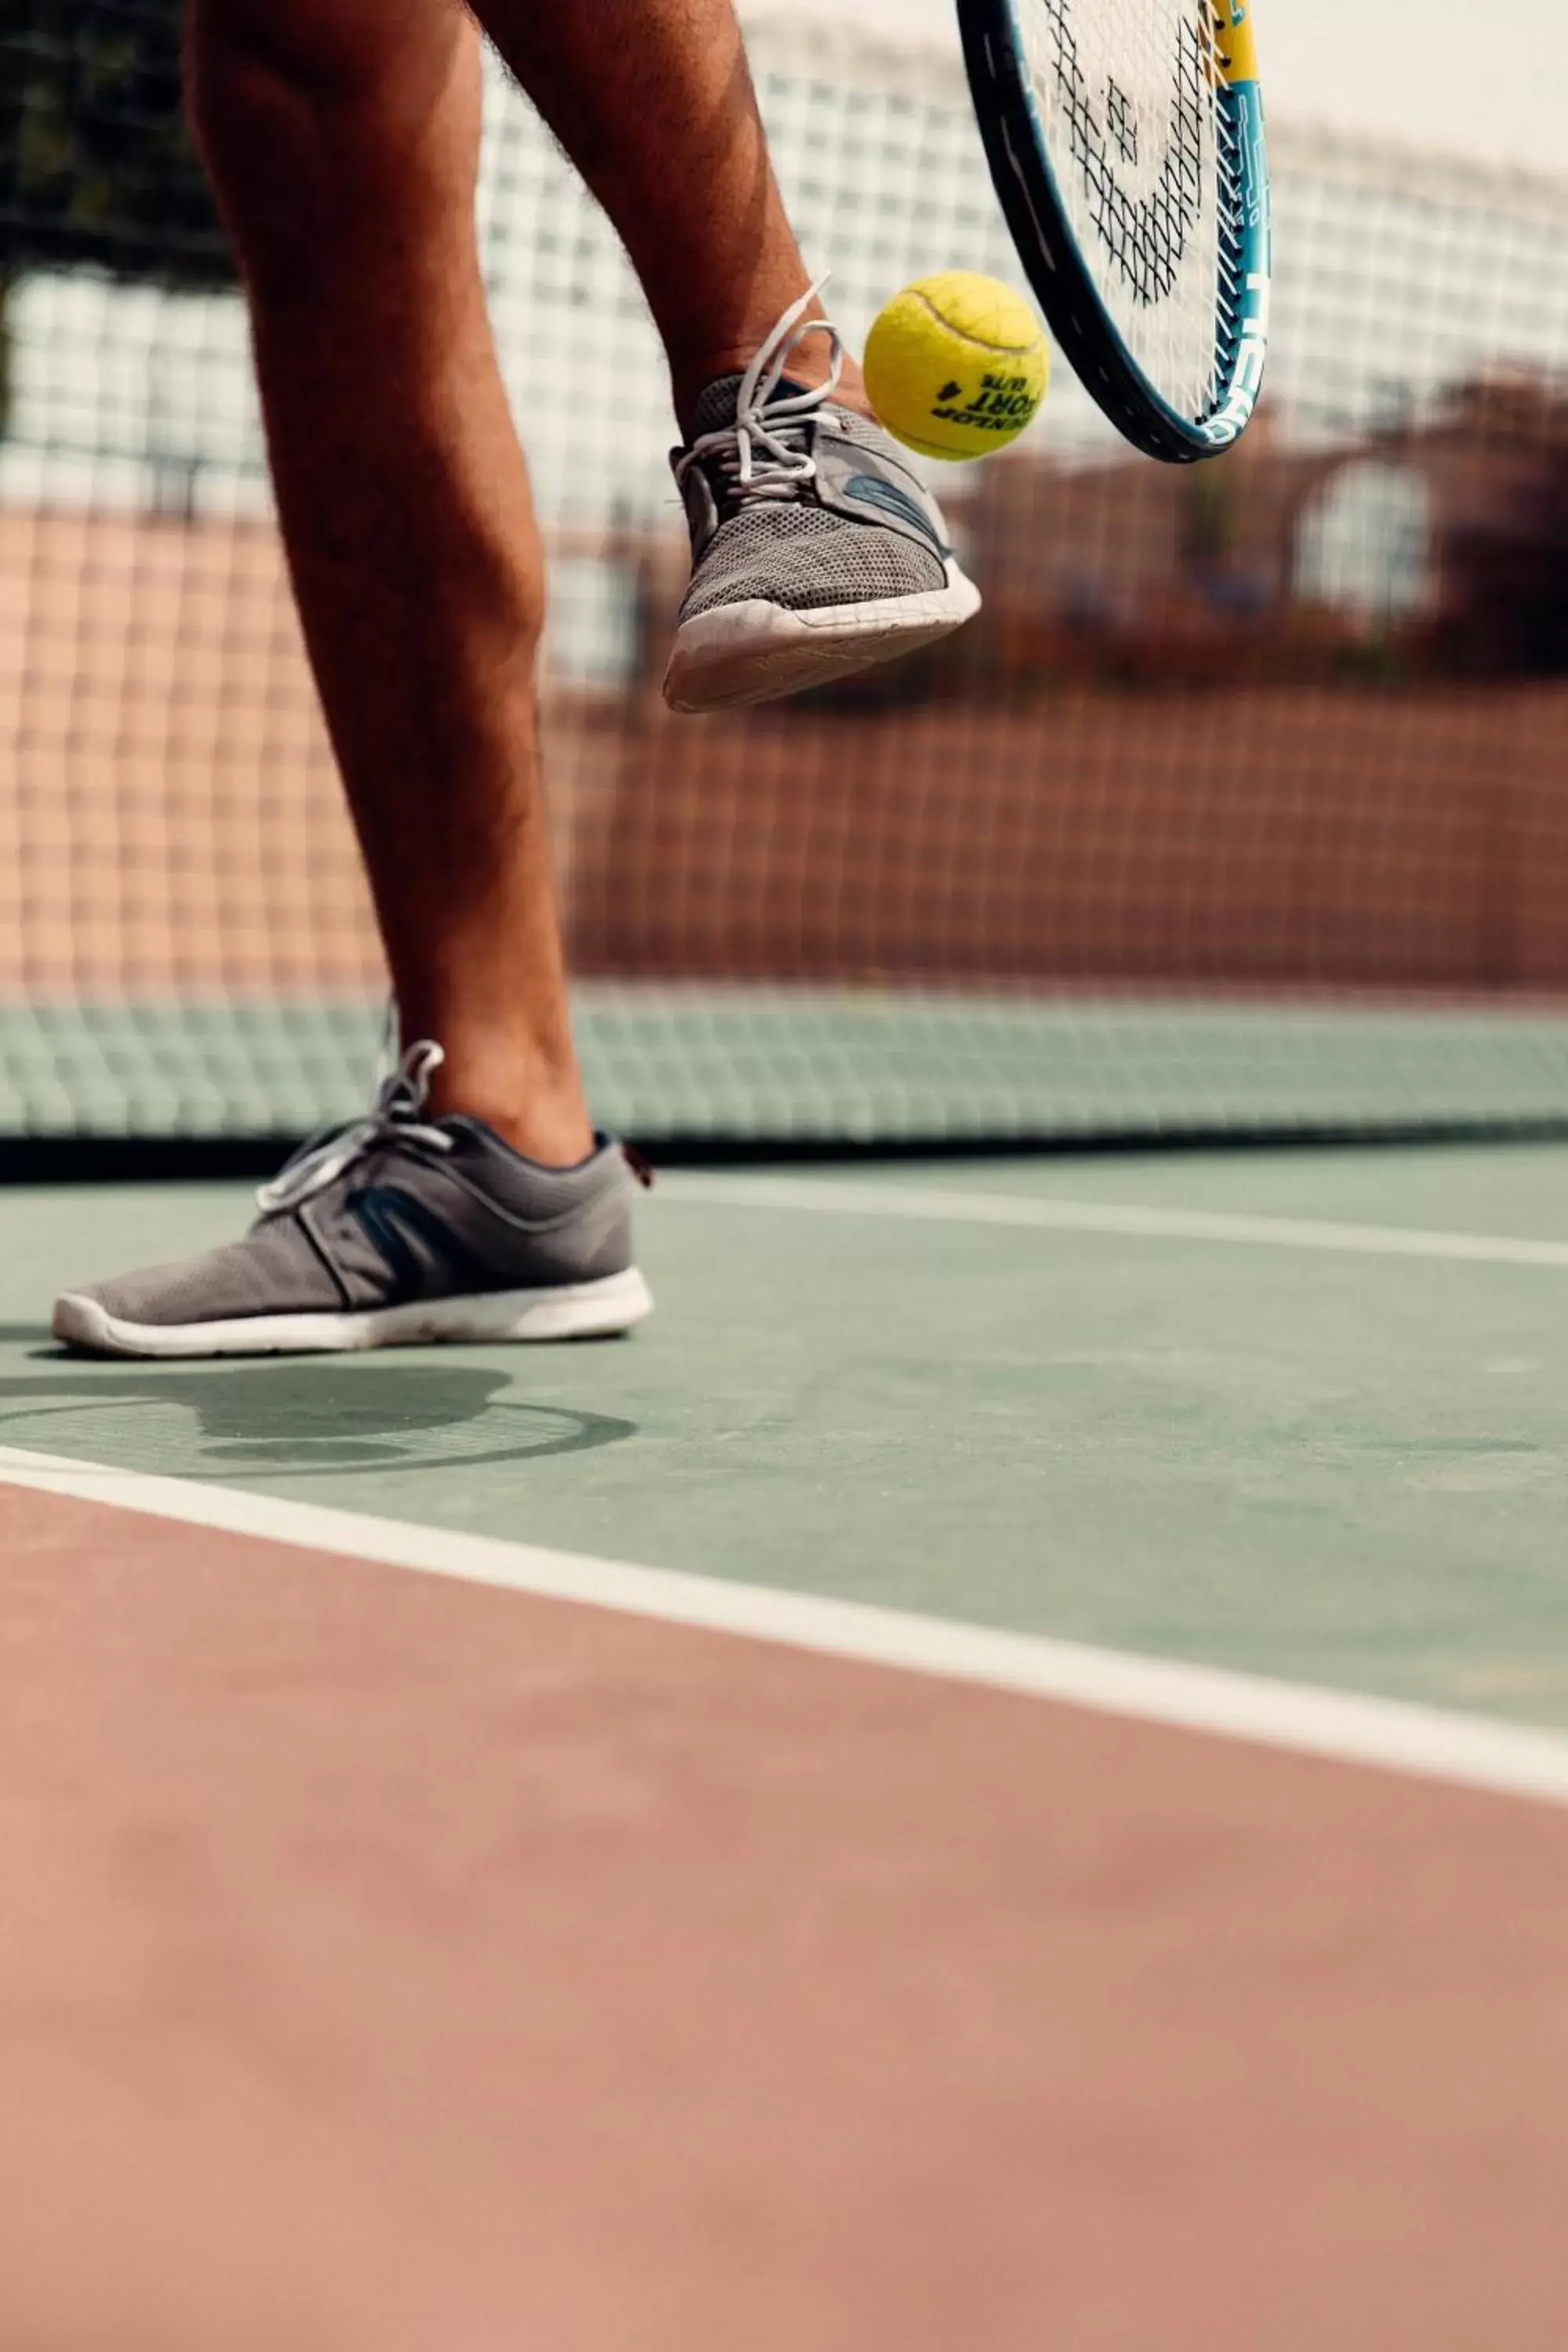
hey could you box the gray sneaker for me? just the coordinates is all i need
[52,1044,654,1360]
[665,289,982,714]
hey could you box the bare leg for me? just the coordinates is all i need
[187,0,593,1163]
[187,0,892,1168]
[475,0,871,432]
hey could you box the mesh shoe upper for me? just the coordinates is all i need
[84,1218,343,1328]
[676,372,949,623]
[679,501,945,621]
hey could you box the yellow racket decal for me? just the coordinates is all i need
[1215,1,1261,86]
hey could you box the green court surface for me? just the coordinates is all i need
[3,1142,1567,1725]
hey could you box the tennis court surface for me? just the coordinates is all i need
[6,1141,1568,2346]
[8,2,1568,2337]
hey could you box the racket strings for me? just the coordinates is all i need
[1021,0,1230,423]
[1036,1,1207,303]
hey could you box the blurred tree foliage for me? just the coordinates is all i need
[1439,448,1568,679]
[1,0,234,428]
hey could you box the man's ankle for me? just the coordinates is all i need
[426,1052,597,1169]
[669,307,877,435]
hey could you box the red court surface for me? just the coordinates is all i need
[5,1478,1568,2349]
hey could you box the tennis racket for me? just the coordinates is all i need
[957,0,1272,462]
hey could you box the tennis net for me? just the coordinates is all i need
[4,2,1568,1160]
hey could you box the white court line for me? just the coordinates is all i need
[662,1173,1568,1269]
[6,1441,1568,1812]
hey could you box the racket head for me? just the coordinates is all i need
[958,0,1272,463]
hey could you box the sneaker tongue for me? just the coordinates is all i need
[690,372,815,441]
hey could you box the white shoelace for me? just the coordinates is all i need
[676,279,846,509]
[256,1039,453,1215]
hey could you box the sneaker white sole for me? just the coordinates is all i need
[662,563,982,713]
[52,1266,654,1361]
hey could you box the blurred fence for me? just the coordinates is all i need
[4,6,1568,1147]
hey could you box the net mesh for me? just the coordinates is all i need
[3,3,1568,1154]
[1019,0,1226,419]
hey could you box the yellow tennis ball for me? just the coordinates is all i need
[864,273,1049,463]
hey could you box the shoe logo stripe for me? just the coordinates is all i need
[347,1185,476,1304]
[841,474,947,554]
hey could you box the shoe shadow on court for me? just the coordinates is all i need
[0,1359,636,1481]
